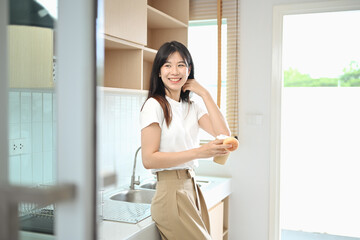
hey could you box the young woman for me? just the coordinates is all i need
[140,41,231,240]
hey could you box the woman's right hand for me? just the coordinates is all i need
[197,139,232,158]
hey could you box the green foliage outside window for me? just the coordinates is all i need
[283,61,360,87]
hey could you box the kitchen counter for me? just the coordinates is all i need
[99,176,231,240]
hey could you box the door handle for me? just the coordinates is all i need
[0,183,76,240]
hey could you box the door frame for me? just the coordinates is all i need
[0,0,98,239]
[270,1,360,240]
[56,0,97,239]
[0,0,9,184]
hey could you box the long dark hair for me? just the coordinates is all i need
[143,41,195,127]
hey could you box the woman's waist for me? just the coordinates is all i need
[156,168,196,181]
[151,160,198,174]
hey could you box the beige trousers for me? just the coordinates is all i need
[151,169,212,240]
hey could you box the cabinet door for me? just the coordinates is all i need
[209,201,224,240]
[104,0,147,45]
[9,26,54,88]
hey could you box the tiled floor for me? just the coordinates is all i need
[282,230,360,240]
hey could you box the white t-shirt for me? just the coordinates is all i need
[140,95,207,173]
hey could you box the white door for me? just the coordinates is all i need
[0,0,101,239]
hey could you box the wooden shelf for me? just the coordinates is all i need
[147,5,187,29]
[104,0,188,90]
[147,0,189,25]
[104,34,143,50]
[143,47,157,62]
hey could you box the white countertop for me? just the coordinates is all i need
[99,176,231,240]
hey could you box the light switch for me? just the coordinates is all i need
[246,114,263,126]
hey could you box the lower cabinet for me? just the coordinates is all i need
[209,197,229,240]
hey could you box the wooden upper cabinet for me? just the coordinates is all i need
[103,0,189,90]
[147,0,188,50]
[104,0,147,46]
[9,25,54,89]
[147,0,189,25]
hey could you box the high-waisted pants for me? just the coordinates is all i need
[151,169,212,240]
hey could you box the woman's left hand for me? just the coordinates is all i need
[182,79,207,97]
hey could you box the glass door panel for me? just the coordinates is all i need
[280,10,360,240]
[7,1,57,239]
[1,1,98,240]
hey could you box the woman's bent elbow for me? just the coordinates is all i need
[142,158,152,169]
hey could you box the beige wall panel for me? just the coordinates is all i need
[105,0,147,45]
[9,26,53,89]
[104,49,142,89]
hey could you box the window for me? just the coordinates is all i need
[188,19,227,140]
[188,0,239,139]
[282,11,360,87]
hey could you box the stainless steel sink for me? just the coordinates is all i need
[109,189,155,204]
[139,181,157,190]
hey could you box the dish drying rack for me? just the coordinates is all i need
[19,184,55,235]
[19,202,55,219]
[19,184,55,218]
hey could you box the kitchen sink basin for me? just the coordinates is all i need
[110,189,155,204]
[139,181,157,190]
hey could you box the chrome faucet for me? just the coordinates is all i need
[130,146,141,190]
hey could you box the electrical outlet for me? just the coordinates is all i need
[9,139,18,155]
[9,138,26,155]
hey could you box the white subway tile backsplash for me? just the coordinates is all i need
[32,152,43,184]
[43,122,53,152]
[43,93,53,122]
[9,88,151,188]
[21,123,31,139]
[9,92,20,124]
[9,123,20,139]
[21,154,33,185]
[32,92,43,122]
[21,92,31,123]
[32,122,43,153]
[52,92,57,122]
[23,138,31,155]
[9,156,21,184]
[43,151,53,184]
[9,90,55,186]
[52,122,57,150]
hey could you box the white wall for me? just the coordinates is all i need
[196,0,336,239]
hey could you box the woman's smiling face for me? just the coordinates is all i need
[160,51,190,99]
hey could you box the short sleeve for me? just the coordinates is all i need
[193,101,208,120]
[140,98,164,130]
